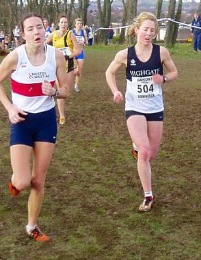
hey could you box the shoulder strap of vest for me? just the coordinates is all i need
[64,30,72,47]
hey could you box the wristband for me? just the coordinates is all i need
[51,88,59,98]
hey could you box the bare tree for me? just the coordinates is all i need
[119,0,138,44]
[7,0,19,22]
[76,0,90,25]
[197,0,201,14]
[50,0,68,18]
[129,0,138,21]
[172,0,183,44]
[0,0,12,36]
[119,0,128,44]
[165,0,176,47]
[96,0,114,44]
[156,0,163,19]
[66,0,75,27]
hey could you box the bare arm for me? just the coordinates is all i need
[152,46,178,84]
[105,49,127,102]
[84,30,88,46]
[55,49,70,98]
[161,46,178,81]
[70,33,82,58]
[0,50,28,123]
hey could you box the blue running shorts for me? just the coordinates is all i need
[75,50,85,60]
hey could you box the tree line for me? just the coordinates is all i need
[0,0,200,47]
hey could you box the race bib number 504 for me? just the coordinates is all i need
[129,76,160,99]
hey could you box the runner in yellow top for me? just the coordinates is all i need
[45,14,81,125]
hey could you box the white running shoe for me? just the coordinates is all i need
[139,197,154,212]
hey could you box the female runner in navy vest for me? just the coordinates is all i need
[106,12,178,212]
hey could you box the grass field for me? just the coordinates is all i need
[0,43,200,260]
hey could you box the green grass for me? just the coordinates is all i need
[0,43,200,259]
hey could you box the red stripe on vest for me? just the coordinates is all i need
[11,79,55,97]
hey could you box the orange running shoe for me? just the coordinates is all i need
[27,226,51,242]
[131,149,138,160]
[59,117,65,125]
[8,180,20,197]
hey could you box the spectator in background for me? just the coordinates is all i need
[43,18,52,39]
[13,25,20,47]
[84,25,90,38]
[51,22,56,32]
[84,25,94,46]
[4,35,9,50]
[107,25,114,45]
[0,30,5,49]
[88,26,94,46]
[191,13,201,52]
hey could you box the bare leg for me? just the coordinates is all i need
[137,158,152,193]
[127,117,163,192]
[74,59,84,91]
[57,98,65,119]
[28,142,55,226]
[127,116,163,211]
[10,145,32,191]
[57,70,74,123]
[127,116,151,192]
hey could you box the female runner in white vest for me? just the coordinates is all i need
[0,13,70,242]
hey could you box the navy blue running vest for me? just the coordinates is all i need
[126,44,163,81]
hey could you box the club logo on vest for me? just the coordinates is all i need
[130,59,136,66]
[29,71,50,79]
[20,62,27,68]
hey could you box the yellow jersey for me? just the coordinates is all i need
[52,30,74,72]
[52,30,74,52]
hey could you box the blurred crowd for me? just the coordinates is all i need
[0,21,94,51]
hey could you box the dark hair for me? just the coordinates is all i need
[20,13,43,33]
[58,14,68,22]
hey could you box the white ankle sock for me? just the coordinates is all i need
[144,191,153,198]
[133,143,138,151]
[26,224,36,233]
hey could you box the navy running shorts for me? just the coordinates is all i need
[10,107,57,147]
[125,110,164,121]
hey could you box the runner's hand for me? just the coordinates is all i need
[113,91,124,103]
